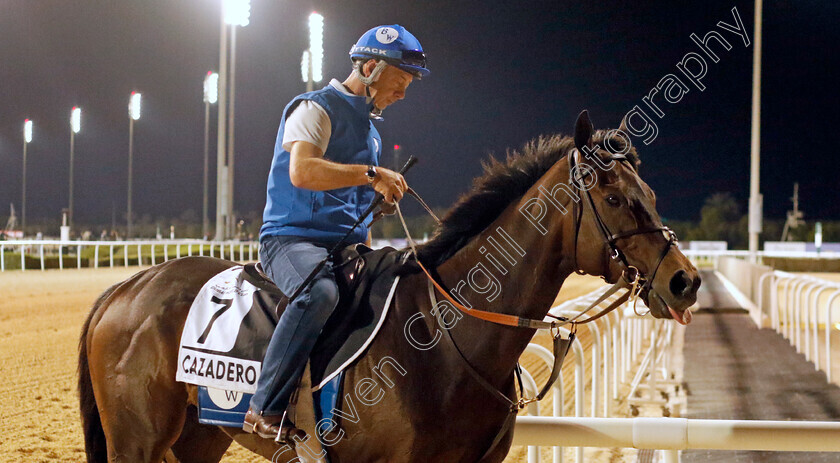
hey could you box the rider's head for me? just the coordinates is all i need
[349,25,429,116]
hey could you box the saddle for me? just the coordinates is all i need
[241,244,407,388]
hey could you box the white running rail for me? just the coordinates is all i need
[512,416,840,452]
[518,285,680,463]
[0,239,259,271]
[758,270,840,381]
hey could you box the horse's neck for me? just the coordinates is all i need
[435,159,577,384]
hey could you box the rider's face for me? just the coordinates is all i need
[368,62,413,109]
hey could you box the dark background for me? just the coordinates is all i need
[1,1,837,233]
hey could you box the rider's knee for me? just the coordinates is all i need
[309,278,339,312]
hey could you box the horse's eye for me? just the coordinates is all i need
[606,194,621,207]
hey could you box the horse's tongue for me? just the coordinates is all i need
[668,306,692,325]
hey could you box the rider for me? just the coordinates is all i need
[244,25,430,441]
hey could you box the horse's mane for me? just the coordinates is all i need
[416,130,638,268]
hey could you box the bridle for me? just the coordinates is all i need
[398,146,678,335]
[391,145,679,458]
[568,146,678,302]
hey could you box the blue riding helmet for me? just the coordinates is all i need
[349,25,430,78]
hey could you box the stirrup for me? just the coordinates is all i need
[274,410,304,444]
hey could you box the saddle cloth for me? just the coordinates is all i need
[175,245,405,426]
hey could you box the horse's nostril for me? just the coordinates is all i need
[669,270,692,297]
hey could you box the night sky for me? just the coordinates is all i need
[2,1,838,229]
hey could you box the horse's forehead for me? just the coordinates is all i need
[613,161,660,223]
[614,161,649,196]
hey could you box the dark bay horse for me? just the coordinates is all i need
[78,112,699,462]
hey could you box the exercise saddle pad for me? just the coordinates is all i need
[175,245,405,425]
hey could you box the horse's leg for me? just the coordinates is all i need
[89,315,189,462]
[87,271,194,462]
[169,405,232,463]
[81,258,241,462]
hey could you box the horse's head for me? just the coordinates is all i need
[569,110,699,324]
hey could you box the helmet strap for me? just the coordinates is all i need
[355,59,389,86]
[354,59,389,120]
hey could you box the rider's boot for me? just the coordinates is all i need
[243,408,305,443]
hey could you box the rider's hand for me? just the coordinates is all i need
[372,168,407,204]
[378,201,397,216]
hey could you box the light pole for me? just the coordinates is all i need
[22,119,33,236]
[748,0,763,261]
[226,0,250,239]
[69,106,81,230]
[301,12,324,92]
[203,72,219,239]
[226,24,238,240]
[127,92,141,239]
[215,0,250,241]
[214,5,228,241]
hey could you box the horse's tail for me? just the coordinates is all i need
[78,284,118,463]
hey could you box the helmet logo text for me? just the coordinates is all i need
[376,27,399,44]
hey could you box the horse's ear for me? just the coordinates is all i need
[618,116,629,134]
[574,110,594,150]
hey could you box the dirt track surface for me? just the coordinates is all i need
[0,265,608,462]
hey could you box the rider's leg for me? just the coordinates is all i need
[249,235,340,417]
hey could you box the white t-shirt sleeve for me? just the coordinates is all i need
[281,100,332,154]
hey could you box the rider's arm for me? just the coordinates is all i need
[289,141,408,203]
[288,140,371,190]
[283,100,407,202]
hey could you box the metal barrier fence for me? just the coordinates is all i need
[0,239,259,271]
[681,249,840,270]
[518,285,681,463]
[3,245,836,273]
[757,270,840,382]
[516,251,840,462]
[710,254,840,382]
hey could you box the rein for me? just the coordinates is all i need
[388,149,672,458]
[393,191,641,412]
[386,148,677,457]
[395,155,654,335]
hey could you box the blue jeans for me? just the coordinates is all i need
[250,235,340,415]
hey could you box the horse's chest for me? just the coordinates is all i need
[333,369,509,461]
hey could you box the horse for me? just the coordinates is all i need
[78,111,700,463]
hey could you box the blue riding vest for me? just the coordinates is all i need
[260,84,381,244]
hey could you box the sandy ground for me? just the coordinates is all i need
[0,264,635,462]
[0,266,148,462]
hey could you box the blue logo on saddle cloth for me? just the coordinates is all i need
[196,376,344,428]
